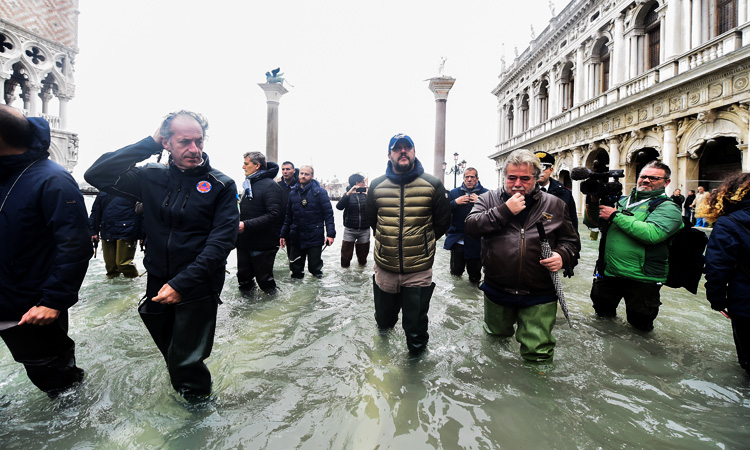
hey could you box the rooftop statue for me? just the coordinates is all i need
[265,68,293,87]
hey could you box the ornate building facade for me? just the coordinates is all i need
[492,0,750,212]
[0,0,80,172]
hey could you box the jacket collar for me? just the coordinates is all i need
[385,158,424,185]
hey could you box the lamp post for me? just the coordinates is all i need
[442,152,467,189]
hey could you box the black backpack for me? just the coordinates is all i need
[648,198,708,294]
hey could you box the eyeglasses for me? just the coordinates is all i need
[506,175,533,182]
[639,175,667,181]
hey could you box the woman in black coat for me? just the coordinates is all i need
[702,173,750,374]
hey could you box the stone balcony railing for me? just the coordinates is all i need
[495,25,750,155]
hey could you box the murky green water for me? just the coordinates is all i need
[2,201,749,449]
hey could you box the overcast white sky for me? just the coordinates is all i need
[70,0,573,190]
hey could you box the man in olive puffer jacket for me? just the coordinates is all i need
[366,134,450,354]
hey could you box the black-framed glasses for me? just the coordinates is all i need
[506,175,533,182]
[639,175,667,181]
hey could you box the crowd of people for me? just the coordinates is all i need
[1,108,748,401]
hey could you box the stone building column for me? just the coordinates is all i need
[681,0,692,52]
[40,89,54,115]
[428,76,456,181]
[497,103,505,145]
[607,137,621,171]
[572,147,583,212]
[58,93,71,130]
[739,0,749,25]
[258,82,289,164]
[575,45,586,105]
[692,0,702,47]
[661,121,679,186]
[663,0,681,59]
[613,13,626,86]
[22,83,41,116]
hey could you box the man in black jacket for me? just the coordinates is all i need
[277,160,298,209]
[89,191,143,278]
[336,173,369,267]
[0,105,91,395]
[237,152,283,294]
[85,110,238,399]
[536,151,578,232]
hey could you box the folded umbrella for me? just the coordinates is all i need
[536,221,572,327]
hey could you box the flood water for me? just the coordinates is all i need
[2,199,750,449]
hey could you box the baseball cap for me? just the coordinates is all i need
[388,134,415,152]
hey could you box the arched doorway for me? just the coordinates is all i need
[697,137,741,191]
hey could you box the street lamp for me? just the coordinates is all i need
[442,152,467,188]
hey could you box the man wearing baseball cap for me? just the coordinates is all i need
[366,134,451,354]
[536,151,578,232]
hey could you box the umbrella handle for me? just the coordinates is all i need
[535,221,547,241]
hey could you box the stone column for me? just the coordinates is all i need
[613,13,625,86]
[740,0,749,26]
[23,83,41,116]
[58,93,71,130]
[498,104,505,144]
[572,147,583,212]
[607,137,621,171]
[40,89,54,114]
[258,82,289,164]
[661,121,678,185]
[575,45,586,105]
[681,0,692,53]
[429,77,456,181]
[663,0,680,59]
[692,0,702,48]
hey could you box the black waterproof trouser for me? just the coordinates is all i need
[590,276,662,331]
[288,244,323,278]
[0,310,84,394]
[139,278,218,397]
[372,276,435,354]
[449,244,482,283]
[731,316,750,375]
[237,247,278,293]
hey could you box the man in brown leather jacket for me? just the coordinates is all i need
[466,149,580,363]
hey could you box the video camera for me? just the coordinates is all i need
[570,166,624,207]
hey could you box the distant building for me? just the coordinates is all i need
[0,0,80,172]
[493,0,750,209]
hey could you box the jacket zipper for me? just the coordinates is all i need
[399,184,405,273]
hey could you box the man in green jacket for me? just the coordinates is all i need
[590,161,683,331]
[366,134,451,354]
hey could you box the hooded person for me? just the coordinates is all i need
[237,152,284,294]
[0,105,91,395]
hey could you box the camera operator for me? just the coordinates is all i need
[589,161,683,332]
[336,173,369,267]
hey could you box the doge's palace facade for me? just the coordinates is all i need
[0,0,79,172]
[493,0,750,212]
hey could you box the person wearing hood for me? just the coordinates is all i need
[279,165,336,279]
[702,173,750,374]
[84,110,238,399]
[443,167,488,284]
[0,105,91,395]
[465,149,579,363]
[237,152,283,294]
[590,160,683,332]
[366,134,451,354]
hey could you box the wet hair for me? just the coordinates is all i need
[503,149,541,178]
[641,160,671,179]
[0,105,31,149]
[159,110,208,142]
[698,172,750,222]
[243,151,267,170]
[348,173,364,187]
[282,161,295,168]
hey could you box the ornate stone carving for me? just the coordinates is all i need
[734,75,749,92]
[670,97,683,112]
[708,84,723,99]
[688,92,701,106]
[639,109,648,121]
[697,109,717,123]
[728,103,749,125]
